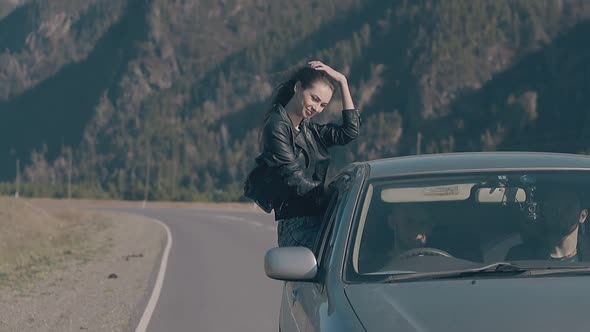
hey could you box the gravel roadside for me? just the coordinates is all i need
[0,211,166,332]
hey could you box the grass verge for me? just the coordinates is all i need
[0,197,113,292]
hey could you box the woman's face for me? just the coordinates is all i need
[294,81,333,119]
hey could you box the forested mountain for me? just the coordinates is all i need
[1,0,589,201]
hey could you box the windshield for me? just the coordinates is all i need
[350,171,590,279]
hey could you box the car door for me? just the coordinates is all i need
[288,173,352,331]
[282,279,304,331]
[283,195,338,332]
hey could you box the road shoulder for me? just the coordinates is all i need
[0,209,166,332]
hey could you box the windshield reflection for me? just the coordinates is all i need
[353,172,590,277]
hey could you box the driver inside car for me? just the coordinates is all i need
[387,203,436,257]
[506,188,590,262]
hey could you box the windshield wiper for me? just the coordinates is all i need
[524,265,590,277]
[382,263,590,282]
[383,262,529,283]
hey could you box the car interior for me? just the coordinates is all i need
[355,175,590,275]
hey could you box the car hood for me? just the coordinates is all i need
[345,277,590,332]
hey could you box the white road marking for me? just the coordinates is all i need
[210,214,276,232]
[214,214,265,227]
[217,215,249,222]
[135,217,173,332]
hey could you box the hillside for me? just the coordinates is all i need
[0,0,589,200]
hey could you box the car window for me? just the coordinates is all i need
[349,171,590,279]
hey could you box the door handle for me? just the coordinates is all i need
[291,288,299,305]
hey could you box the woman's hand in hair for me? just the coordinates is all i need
[308,60,355,110]
[308,61,346,84]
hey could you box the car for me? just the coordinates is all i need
[264,152,590,332]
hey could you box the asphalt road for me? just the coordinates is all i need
[110,205,282,332]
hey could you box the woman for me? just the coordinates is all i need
[245,60,360,250]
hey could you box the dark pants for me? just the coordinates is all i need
[277,216,322,250]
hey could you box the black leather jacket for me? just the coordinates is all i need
[248,103,360,220]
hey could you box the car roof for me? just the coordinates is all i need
[365,152,590,179]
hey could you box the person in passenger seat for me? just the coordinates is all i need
[542,190,589,262]
[506,189,590,262]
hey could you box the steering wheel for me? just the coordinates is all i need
[397,247,453,260]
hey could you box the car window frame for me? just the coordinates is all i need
[312,172,352,285]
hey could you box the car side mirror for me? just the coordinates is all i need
[264,247,318,281]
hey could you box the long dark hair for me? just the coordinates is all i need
[266,66,337,117]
